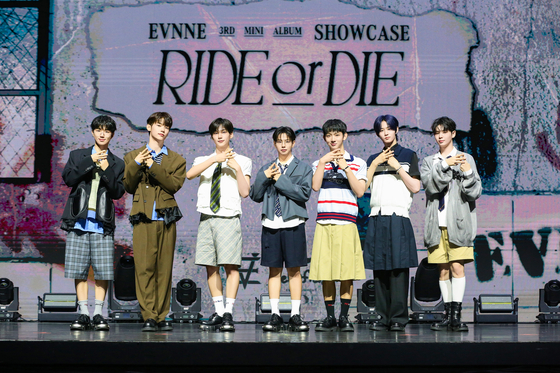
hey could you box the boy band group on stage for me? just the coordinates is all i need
[61,112,481,333]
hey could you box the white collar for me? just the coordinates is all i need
[437,147,457,160]
[277,155,294,167]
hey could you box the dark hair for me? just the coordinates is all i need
[431,116,456,133]
[373,114,399,135]
[209,118,234,134]
[322,119,347,136]
[147,112,173,128]
[272,126,296,142]
[90,115,117,134]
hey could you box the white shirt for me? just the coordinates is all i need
[193,153,252,217]
[435,147,472,227]
[262,155,305,229]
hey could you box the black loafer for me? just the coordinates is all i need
[315,316,337,332]
[338,315,354,332]
[263,313,284,332]
[288,314,309,332]
[369,322,388,331]
[220,312,235,332]
[92,314,110,331]
[390,322,405,332]
[158,320,173,331]
[70,314,91,331]
[142,318,157,332]
[200,313,223,330]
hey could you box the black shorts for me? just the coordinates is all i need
[261,224,308,268]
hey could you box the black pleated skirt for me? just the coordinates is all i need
[363,213,419,271]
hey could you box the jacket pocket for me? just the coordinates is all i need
[70,185,88,217]
[97,188,114,223]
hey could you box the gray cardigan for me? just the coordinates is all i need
[249,157,313,222]
[420,152,482,248]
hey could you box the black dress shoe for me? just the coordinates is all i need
[70,314,91,331]
[220,312,235,332]
[389,322,405,332]
[263,313,284,332]
[338,315,354,332]
[200,313,223,330]
[369,322,388,331]
[158,320,173,331]
[315,315,337,332]
[288,314,309,332]
[92,314,110,331]
[142,318,157,332]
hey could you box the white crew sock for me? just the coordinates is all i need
[451,276,466,302]
[270,298,280,316]
[93,300,104,316]
[213,296,225,316]
[78,300,89,316]
[291,300,301,316]
[225,298,236,314]
[439,279,452,303]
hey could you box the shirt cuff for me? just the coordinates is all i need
[463,168,473,176]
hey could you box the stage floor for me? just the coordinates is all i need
[1,322,560,372]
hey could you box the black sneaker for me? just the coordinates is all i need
[287,314,309,332]
[220,312,235,332]
[262,313,284,332]
[338,315,354,332]
[92,314,110,331]
[200,313,223,330]
[315,315,337,332]
[142,318,157,332]
[70,314,91,331]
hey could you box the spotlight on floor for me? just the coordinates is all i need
[108,255,142,322]
[473,294,518,323]
[409,258,445,323]
[171,279,201,323]
[356,280,381,324]
[0,278,20,322]
[537,279,560,323]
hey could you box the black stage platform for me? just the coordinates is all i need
[1,322,560,373]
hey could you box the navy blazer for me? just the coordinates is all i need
[61,147,125,235]
[249,157,313,222]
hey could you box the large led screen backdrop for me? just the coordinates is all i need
[1,0,560,321]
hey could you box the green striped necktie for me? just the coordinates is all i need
[210,163,221,213]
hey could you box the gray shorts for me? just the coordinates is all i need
[195,214,242,266]
[64,230,114,280]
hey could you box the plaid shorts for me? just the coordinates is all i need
[64,230,115,280]
[195,214,242,266]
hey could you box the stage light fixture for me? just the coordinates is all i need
[255,293,292,323]
[37,293,79,322]
[108,255,142,322]
[473,294,518,323]
[537,280,560,323]
[409,258,445,323]
[361,280,375,307]
[176,279,197,306]
[114,255,137,301]
[171,279,202,323]
[0,278,20,321]
[0,278,14,305]
[356,280,381,324]
[544,280,560,307]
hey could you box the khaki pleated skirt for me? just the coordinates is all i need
[309,223,366,281]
